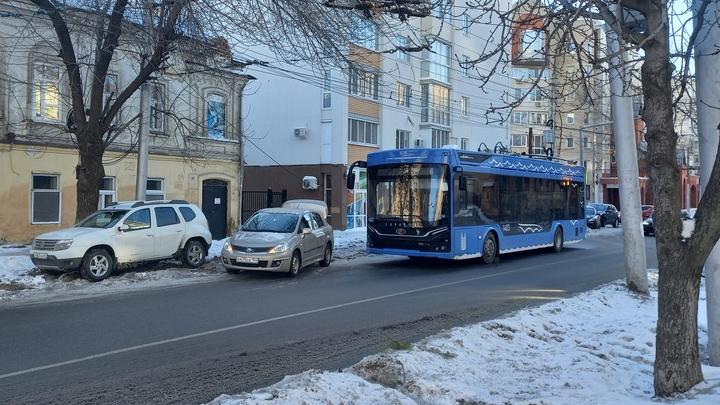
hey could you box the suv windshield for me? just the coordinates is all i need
[242,213,299,233]
[76,210,129,228]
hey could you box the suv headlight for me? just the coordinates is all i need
[268,243,288,254]
[55,239,74,251]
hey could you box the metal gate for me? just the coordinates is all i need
[241,189,287,223]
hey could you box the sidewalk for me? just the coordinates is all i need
[210,270,720,405]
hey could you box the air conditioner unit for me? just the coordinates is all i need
[415,138,425,147]
[302,176,319,190]
[294,127,309,139]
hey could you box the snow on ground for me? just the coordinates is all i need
[683,219,696,239]
[0,245,45,288]
[208,238,230,259]
[211,271,720,405]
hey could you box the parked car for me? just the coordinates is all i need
[587,203,620,228]
[643,210,693,236]
[585,207,601,229]
[641,205,654,220]
[221,206,334,277]
[30,201,212,281]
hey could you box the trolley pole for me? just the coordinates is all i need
[694,0,720,366]
[579,121,612,201]
[606,8,648,293]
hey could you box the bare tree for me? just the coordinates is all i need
[361,0,720,397]
[5,0,375,221]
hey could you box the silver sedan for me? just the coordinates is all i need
[221,208,334,276]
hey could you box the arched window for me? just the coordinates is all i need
[207,93,226,139]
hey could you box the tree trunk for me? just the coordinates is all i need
[75,137,105,222]
[654,261,703,395]
[640,3,705,395]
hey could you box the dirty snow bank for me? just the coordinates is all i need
[211,271,720,405]
[586,226,624,238]
[0,245,44,288]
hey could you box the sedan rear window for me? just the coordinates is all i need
[243,213,299,233]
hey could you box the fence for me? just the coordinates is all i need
[241,189,288,223]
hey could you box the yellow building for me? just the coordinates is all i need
[0,2,252,242]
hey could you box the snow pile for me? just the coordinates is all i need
[682,220,696,239]
[209,371,414,405]
[333,227,366,249]
[212,272,720,405]
[208,238,229,259]
[0,245,44,288]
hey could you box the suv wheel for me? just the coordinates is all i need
[81,248,114,282]
[183,240,206,268]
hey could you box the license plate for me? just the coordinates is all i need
[34,253,48,260]
[236,257,259,264]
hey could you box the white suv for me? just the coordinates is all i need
[30,200,213,281]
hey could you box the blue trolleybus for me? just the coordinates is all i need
[347,148,586,263]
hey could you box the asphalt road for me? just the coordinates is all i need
[0,233,655,404]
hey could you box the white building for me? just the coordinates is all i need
[242,2,510,229]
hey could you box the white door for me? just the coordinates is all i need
[153,207,185,257]
[115,208,155,263]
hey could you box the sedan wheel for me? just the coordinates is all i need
[288,251,301,277]
[319,243,332,267]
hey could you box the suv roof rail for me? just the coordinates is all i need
[130,199,190,208]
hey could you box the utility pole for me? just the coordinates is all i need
[694,0,720,366]
[135,1,154,201]
[135,83,149,201]
[528,127,533,155]
[606,9,648,293]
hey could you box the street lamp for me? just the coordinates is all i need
[579,121,612,201]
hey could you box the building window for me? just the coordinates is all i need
[33,64,61,121]
[460,96,469,117]
[396,35,410,61]
[461,137,469,150]
[99,177,116,209]
[348,118,379,145]
[530,112,548,125]
[512,111,528,125]
[207,94,226,139]
[566,137,575,148]
[529,88,546,102]
[566,91,576,102]
[146,178,165,201]
[351,16,377,50]
[583,136,590,148]
[31,174,61,224]
[421,83,451,126]
[103,74,117,110]
[449,136,458,146]
[421,41,451,83]
[532,134,544,154]
[349,67,379,100]
[511,67,547,81]
[566,113,575,124]
[511,134,527,147]
[463,14,470,35]
[520,29,545,60]
[431,129,450,148]
[322,70,332,109]
[396,129,411,149]
[149,82,165,132]
[396,82,411,107]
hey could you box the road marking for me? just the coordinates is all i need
[0,252,614,380]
